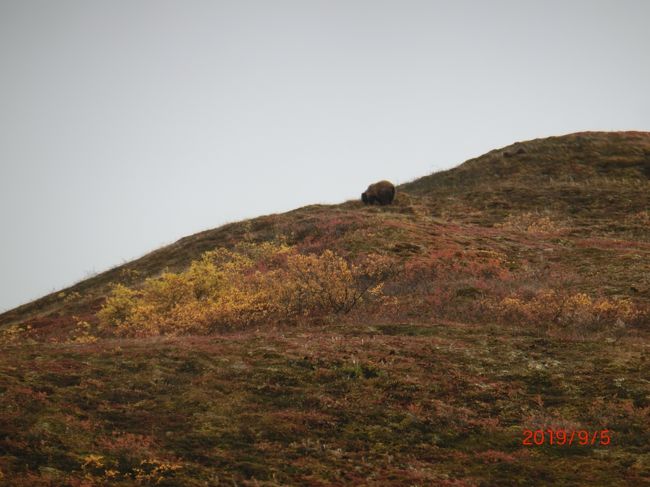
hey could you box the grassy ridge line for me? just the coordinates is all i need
[401,131,650,195]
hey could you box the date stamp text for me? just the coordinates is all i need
[522,429,611,447]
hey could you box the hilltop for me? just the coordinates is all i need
[2,131,649,332]
[0,132,649,486]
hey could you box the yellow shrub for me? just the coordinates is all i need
[283,250,360,315]
[493,290,641,331]
[67,319,98,344]
[133,459,182,485]
[99,243,392,337]
[98,284,139,330]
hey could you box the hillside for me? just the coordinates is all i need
[0,132,649,486]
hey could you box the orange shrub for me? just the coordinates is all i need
[282,250,393,315]
[492,290,642,331]
[98,243,393,336]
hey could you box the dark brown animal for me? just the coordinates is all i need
[362,180,395,205]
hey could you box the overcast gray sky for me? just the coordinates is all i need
[1,0,649,312]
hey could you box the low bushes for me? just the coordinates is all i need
[492,291,644,331]
[99,243,393,337]
[98,240,645,338]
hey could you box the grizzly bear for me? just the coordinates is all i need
[362,180,395,205]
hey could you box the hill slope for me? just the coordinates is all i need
[2,131,649,330]
[0,131,649,486]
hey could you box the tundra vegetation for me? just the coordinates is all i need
[0,132,649,486]
[98,243,394,337]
